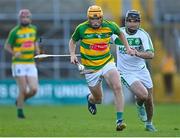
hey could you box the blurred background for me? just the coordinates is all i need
[0,0,180,104]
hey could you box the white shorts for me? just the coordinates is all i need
[120,67,153,89]
[85,62,117,87]
[12,64,38,77]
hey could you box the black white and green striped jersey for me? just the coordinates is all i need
[71,20,122,71]
[112,27,154,72]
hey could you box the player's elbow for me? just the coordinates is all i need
[69,38,75,45]
[4,42,10,50]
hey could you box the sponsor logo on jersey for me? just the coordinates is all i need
[90,42,108,51]
[22,40,33,48]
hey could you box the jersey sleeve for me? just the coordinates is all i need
[110,22,121,36]
[111,34,118,42]
[111,27,124,45]
[6,29,16,46]
[33,25,39,42]
[71,24,81,42]
[142,31,154,52]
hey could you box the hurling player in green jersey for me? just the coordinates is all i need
[69,5,135,131]
[4,9,40,119]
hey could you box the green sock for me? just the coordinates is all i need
[116,112,123,123]
[17,108,24,116]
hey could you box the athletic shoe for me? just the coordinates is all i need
[18,114,25,119]
[146,123,157,132]
[87,94,97,115]
[17,113,25,119]
[116,120,127,131]
[136,103,147,122]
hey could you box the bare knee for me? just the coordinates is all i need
[139,92,148,101]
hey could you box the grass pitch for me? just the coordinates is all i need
[0,103,179,137]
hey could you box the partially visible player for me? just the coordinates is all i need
[112,10,157,131]
[4,9,40,119]
[69,5,135,131]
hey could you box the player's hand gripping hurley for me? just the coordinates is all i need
[76,61,94,75]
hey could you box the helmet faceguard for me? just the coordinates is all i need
[87,5,103,29]
[125,10,141,35]
[18,9,32,26]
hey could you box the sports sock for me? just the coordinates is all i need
[17,108,24,116]
[136,101,144,107]
[116,112,123,123]
[145,121,152,126]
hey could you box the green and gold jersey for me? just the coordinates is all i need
[72,19,121,71]
[6,24,38,64]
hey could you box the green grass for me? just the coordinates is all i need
[0,103,179,137]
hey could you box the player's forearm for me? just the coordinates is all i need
[135,51,154,59]
[119,33,131,51]
[4,43,15,56]
[69,38,76,55]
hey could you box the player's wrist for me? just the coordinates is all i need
[70,53,76,57]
